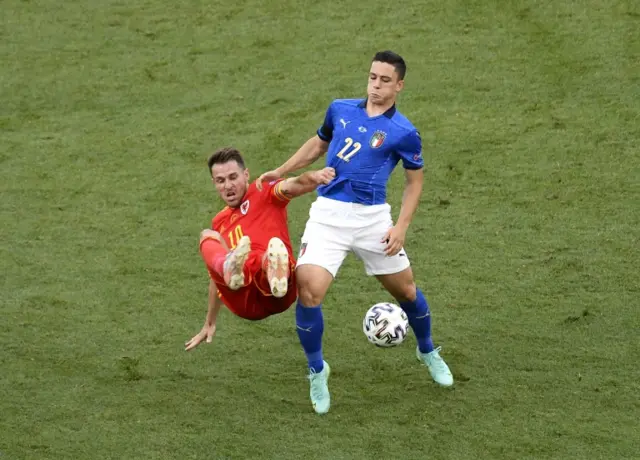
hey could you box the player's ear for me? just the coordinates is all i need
[396,79,404,93]
[243,168,250,181]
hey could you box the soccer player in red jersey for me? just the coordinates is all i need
[185,147,335,351]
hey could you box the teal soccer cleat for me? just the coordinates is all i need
[308,361,331,414]
[416,346,454,387]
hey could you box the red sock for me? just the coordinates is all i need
[212,255,226,277]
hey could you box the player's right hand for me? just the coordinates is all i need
[312,167,336,185]
[184,323,216,351]
[255,169,282,190]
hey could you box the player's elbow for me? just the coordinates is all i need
[404,168,424,185]
[285,182,313,199]
[311,136,328,158]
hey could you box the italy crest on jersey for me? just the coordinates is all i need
[369,130,386,148]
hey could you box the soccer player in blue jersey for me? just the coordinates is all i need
[257,50,454,414]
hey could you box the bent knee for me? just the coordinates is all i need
[296,265,333,306]
[394,282,417,303]
[297,287,324,307]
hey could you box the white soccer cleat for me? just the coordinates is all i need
[223,235,251,290]
[266,237,289,298]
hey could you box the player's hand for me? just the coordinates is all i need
[184,323,216,351]
[311,167,336,186]
[381,225,407,257]
[255,169,282,191]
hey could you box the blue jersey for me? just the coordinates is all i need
[315,98,423,205]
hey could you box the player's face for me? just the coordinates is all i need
[367,61,404,106]
[211,161,250,208]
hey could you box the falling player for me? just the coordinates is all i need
[185,147,335,351]
[257,51,454,413]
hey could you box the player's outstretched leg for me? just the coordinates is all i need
[296,300,330,414]
[295,265,334,415]
[223,235,251,290]
[265,237,289,298]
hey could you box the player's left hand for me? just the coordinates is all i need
[381,225,407,257]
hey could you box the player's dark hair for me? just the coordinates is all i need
[372,50,407,80]
[207,147,246,175]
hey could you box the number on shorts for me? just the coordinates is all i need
[336,137,361,162]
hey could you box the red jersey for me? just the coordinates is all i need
[212,180,293,255]
[205,179,297,320]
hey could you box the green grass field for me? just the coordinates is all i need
[2,0,639,458]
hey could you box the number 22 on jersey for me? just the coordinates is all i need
[228,225,244,249]
[336,137,361,162]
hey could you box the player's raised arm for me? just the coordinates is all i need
[257,136,328,188]
[257,102,335,188]
[281,136,329,176]
[275,167,336,200]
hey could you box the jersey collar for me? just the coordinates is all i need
[358,98,396,118]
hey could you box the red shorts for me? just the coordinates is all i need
[204,243,297,321]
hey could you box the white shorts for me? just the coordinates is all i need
[296,197,411,277]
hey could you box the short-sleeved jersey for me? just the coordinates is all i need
[211,179,293,255]
[316,98,423,205]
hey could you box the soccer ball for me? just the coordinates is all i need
[362,302,409,347]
